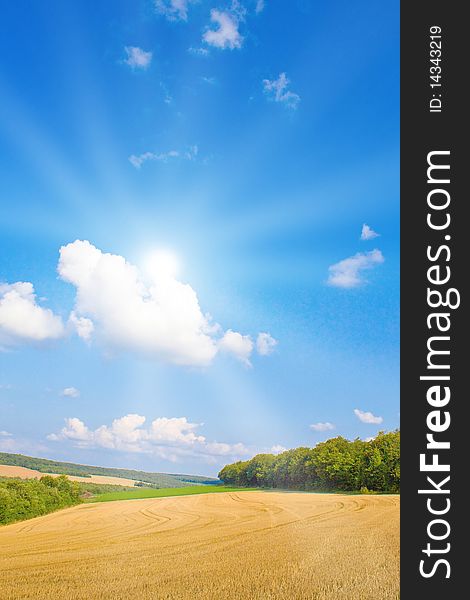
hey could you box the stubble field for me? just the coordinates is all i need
[0,491,399,600]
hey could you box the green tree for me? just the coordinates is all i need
[245,454,276,487]
[218,431,400,493]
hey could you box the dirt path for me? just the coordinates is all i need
[0,491,399,599]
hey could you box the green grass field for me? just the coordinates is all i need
[88,485,248,503]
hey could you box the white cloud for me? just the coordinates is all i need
[360,223,380,241]
[219,329,254,366]
[124,46,152,69]
[0,430,12,437]
[354,409,383,425]
[0,282,65,346]
[58,240,216,366]
[129,150,180,169]
[129,147,198,169]
[61,387,80,398]
[263,73,300,109]
[58,240,262,367]
[48,414,250,463]
[155,0,193,21]
[310,422,335,432]
[47,417,90,443]
[270,444,286,454]
[203,5,244,50]
[327,249,384,288]
[188,46,210,56]
[256,332,277,356]
[230,0,247,19]
[255,0,265,13]
[69,311,94,341]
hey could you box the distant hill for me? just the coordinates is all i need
[0,452,219,488]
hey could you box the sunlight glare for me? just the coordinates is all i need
[144,249,181,281]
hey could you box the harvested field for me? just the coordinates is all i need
[0,491,399,600]
[0,464,140,487]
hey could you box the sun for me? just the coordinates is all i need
[143,249,181,280]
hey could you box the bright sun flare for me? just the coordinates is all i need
[143,249,181,280]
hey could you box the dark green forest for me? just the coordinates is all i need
[0,475,83,525]
[0,452,218,488]
[219,431,400,493]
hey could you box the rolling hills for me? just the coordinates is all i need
[0,452,219,488]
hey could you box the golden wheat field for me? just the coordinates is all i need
[0,491,399,600]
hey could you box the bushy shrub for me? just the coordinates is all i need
[0,475,82,525]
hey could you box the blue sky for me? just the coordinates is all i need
[0,0,399,476]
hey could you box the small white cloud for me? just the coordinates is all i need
[0,430,13,437]
[188,46,210,56]
[48,417,90,442]
[0,282,65,346]
[219,329,254,366]
[255,0,265,13]
[129,149,196,169]
[61,387,80,399]
[155,0,193,21]
[48,414,250,463]
[310,422,335,432]
[270,444,286,454]
[124,46,152,69]
[263,73,300,109]
[354,409,383,425]
[360,224,380,241]
[327,249,384,288]
[230,0,247,19]
[256,332,278,356]
[69,311,94,341]
[129,150,179,169]
[129,150,180,169]
[203,4,244,50]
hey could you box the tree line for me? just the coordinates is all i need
[218,431,400,493]
[0,475,82,525]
